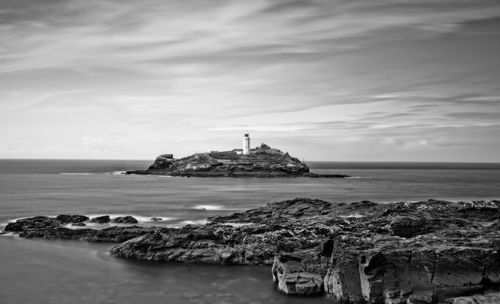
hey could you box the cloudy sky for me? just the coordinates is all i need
[1,0,499,161]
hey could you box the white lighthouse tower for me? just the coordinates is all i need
[242,132,251,155]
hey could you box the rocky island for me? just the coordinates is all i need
[4,198,500,303]
[126,133,348,178]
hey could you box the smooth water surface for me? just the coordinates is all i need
[0,160,499,303]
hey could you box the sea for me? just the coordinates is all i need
[1,159,499,304]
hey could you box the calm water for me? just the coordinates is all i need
[1,159,499,303]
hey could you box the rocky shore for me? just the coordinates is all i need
[126,143,348,178]
[4,215,154,242]
[3,198,500,303]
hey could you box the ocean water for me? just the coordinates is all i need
[1,159,499,303]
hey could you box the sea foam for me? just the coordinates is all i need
[60,172,94,176]
[180,219,209,226]
[192,205,224,211]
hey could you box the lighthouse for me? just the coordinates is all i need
[243,132,251,155]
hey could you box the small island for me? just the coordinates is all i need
[127,132,348,178]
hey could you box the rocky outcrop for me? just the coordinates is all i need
[113,216,138,224]
[3,198,500,303]
[55,214,89,223]
[270,199,500,303]
[272,248,328,296]
[126,144,348,178]
[4,215,153,242]
[113,198,500,303]
[90,215,110,223]
[5,216,59,232]
[109,223,288,265]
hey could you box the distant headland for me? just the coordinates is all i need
[126,133,348,178]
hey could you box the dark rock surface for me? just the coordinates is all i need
[4,215,153,242]
[110,198,500,303]
[126,144,347,178]
[113,216,138,224]
[4,198,500,303]
[55,214,89,223]
[90,215,110,223]
[5,216,59,232]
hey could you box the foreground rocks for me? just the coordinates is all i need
[111,198,500,303]
[126,143,348,178]
[3,198,500,303]
[4,215,153,242]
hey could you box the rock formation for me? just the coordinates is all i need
[4,215,153,242]
[90,215,111,223]
[126,144,348,178]
[113,216,138,224]
[3,198,500,303]
[109,198,500,303]
[55,214,89,223]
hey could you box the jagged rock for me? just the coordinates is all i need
[272,248,328,296]
[4,198,500,303]
[147,154,174,170]
[324,250,366,303]
[113,216,138,224]
[55,214,89,223]
[4,215,154,242]
[109,224,288,265]
[90,215,110,223]
[319,199,500,303]
[389,216,440,238]
[4,216,58,232]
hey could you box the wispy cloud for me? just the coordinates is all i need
[2,0,500,73]
[0,0,499,161]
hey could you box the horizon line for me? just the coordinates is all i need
[0,158,499,164]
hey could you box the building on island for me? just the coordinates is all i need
[243,132,250,155]
[233,132,251,155]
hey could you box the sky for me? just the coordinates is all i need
[1,0,500,161]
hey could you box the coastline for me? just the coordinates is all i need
[4,197,500,304]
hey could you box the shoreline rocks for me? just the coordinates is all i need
[55,214,89,223]
[113,216,138,224]
[3,215,153,242]
[90,215,111,223]
[3,198,500,303]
